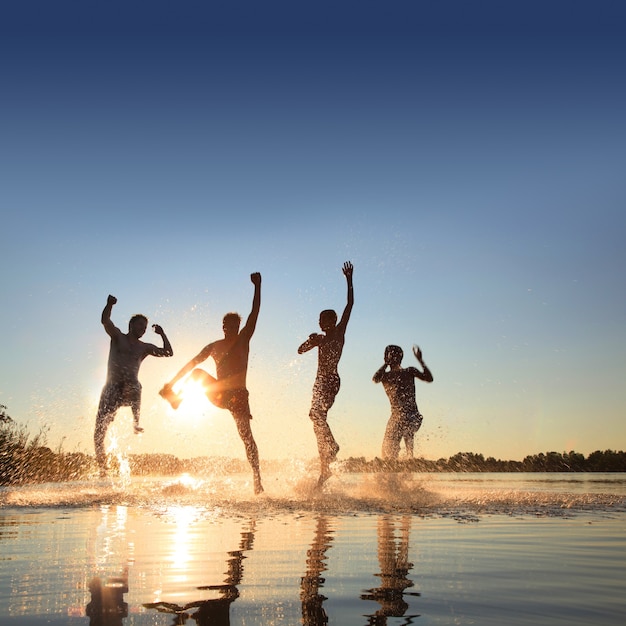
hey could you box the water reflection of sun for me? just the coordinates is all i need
[169,505,202,577]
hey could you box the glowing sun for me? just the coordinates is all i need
[175,378,213,419]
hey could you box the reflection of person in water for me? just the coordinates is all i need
[144,519,256,625]
[361,516,419,625]
[300,515,334,626]
[160,273,263,494]
[94,295,173,476]
[373,345,433,460]
[298,262,354,486]
[86,568,129,626]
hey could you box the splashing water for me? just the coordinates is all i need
[1,468,625,518]
[105,427,132,488]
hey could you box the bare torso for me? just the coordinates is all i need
[316,328,346,379]
[380,368,420,417]
[106,335,153,385]
[210,332,251,390]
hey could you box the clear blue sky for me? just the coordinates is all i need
[2,1,625,463]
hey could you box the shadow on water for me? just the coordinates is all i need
[79,504,424,626]
[142,519,256,625]
[300,515,334,626]
[86,569,129,626]
[360,516,420,625]
[299,513,421,626]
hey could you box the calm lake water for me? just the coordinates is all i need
[1,471,625,625]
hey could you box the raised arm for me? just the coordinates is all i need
[242,272,261,336]
[101,295,121,338]
[337,261,354,330]
[412,345,434,382]
[149,324,174,357]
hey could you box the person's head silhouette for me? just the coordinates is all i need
[384,345,403,367]
[222,312,242,338]
[318,310,337,333]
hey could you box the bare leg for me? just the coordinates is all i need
[404,432,415,459]
[404,418,422,459]
[234,416,263,494]
[310,411,339,486]
[309,377,340,486]
[191,369,227,408]
[94,387,120,477]
[159,384,182,409]
[382,418,401,460]
[94,413,114,477]
[131,402,143,434]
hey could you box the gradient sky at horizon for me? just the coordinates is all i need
[2,1,625,463]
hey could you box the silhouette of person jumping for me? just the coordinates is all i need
[298,262,354,485]
[373,345,433,460]
[94,295,173,477]
[160,273,263,494]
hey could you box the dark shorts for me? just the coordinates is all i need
[98,383,141,414]
[96,381,142,425]
[219,388,252,420]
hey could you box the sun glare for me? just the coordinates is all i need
[175,378,213,420]
[169,505,200,575]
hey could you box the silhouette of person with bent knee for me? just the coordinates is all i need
[298,262,354,486]
[160,273,263,494]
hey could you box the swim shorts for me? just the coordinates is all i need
[96,381,142,424]
[221,388,252,420]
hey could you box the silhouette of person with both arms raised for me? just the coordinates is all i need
[373,345,433,460]
[298,262,354,486]
[160,273,263,494]
[94,295,173,477]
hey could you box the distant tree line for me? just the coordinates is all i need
[341,449,626,473]
[2,405,626,485]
